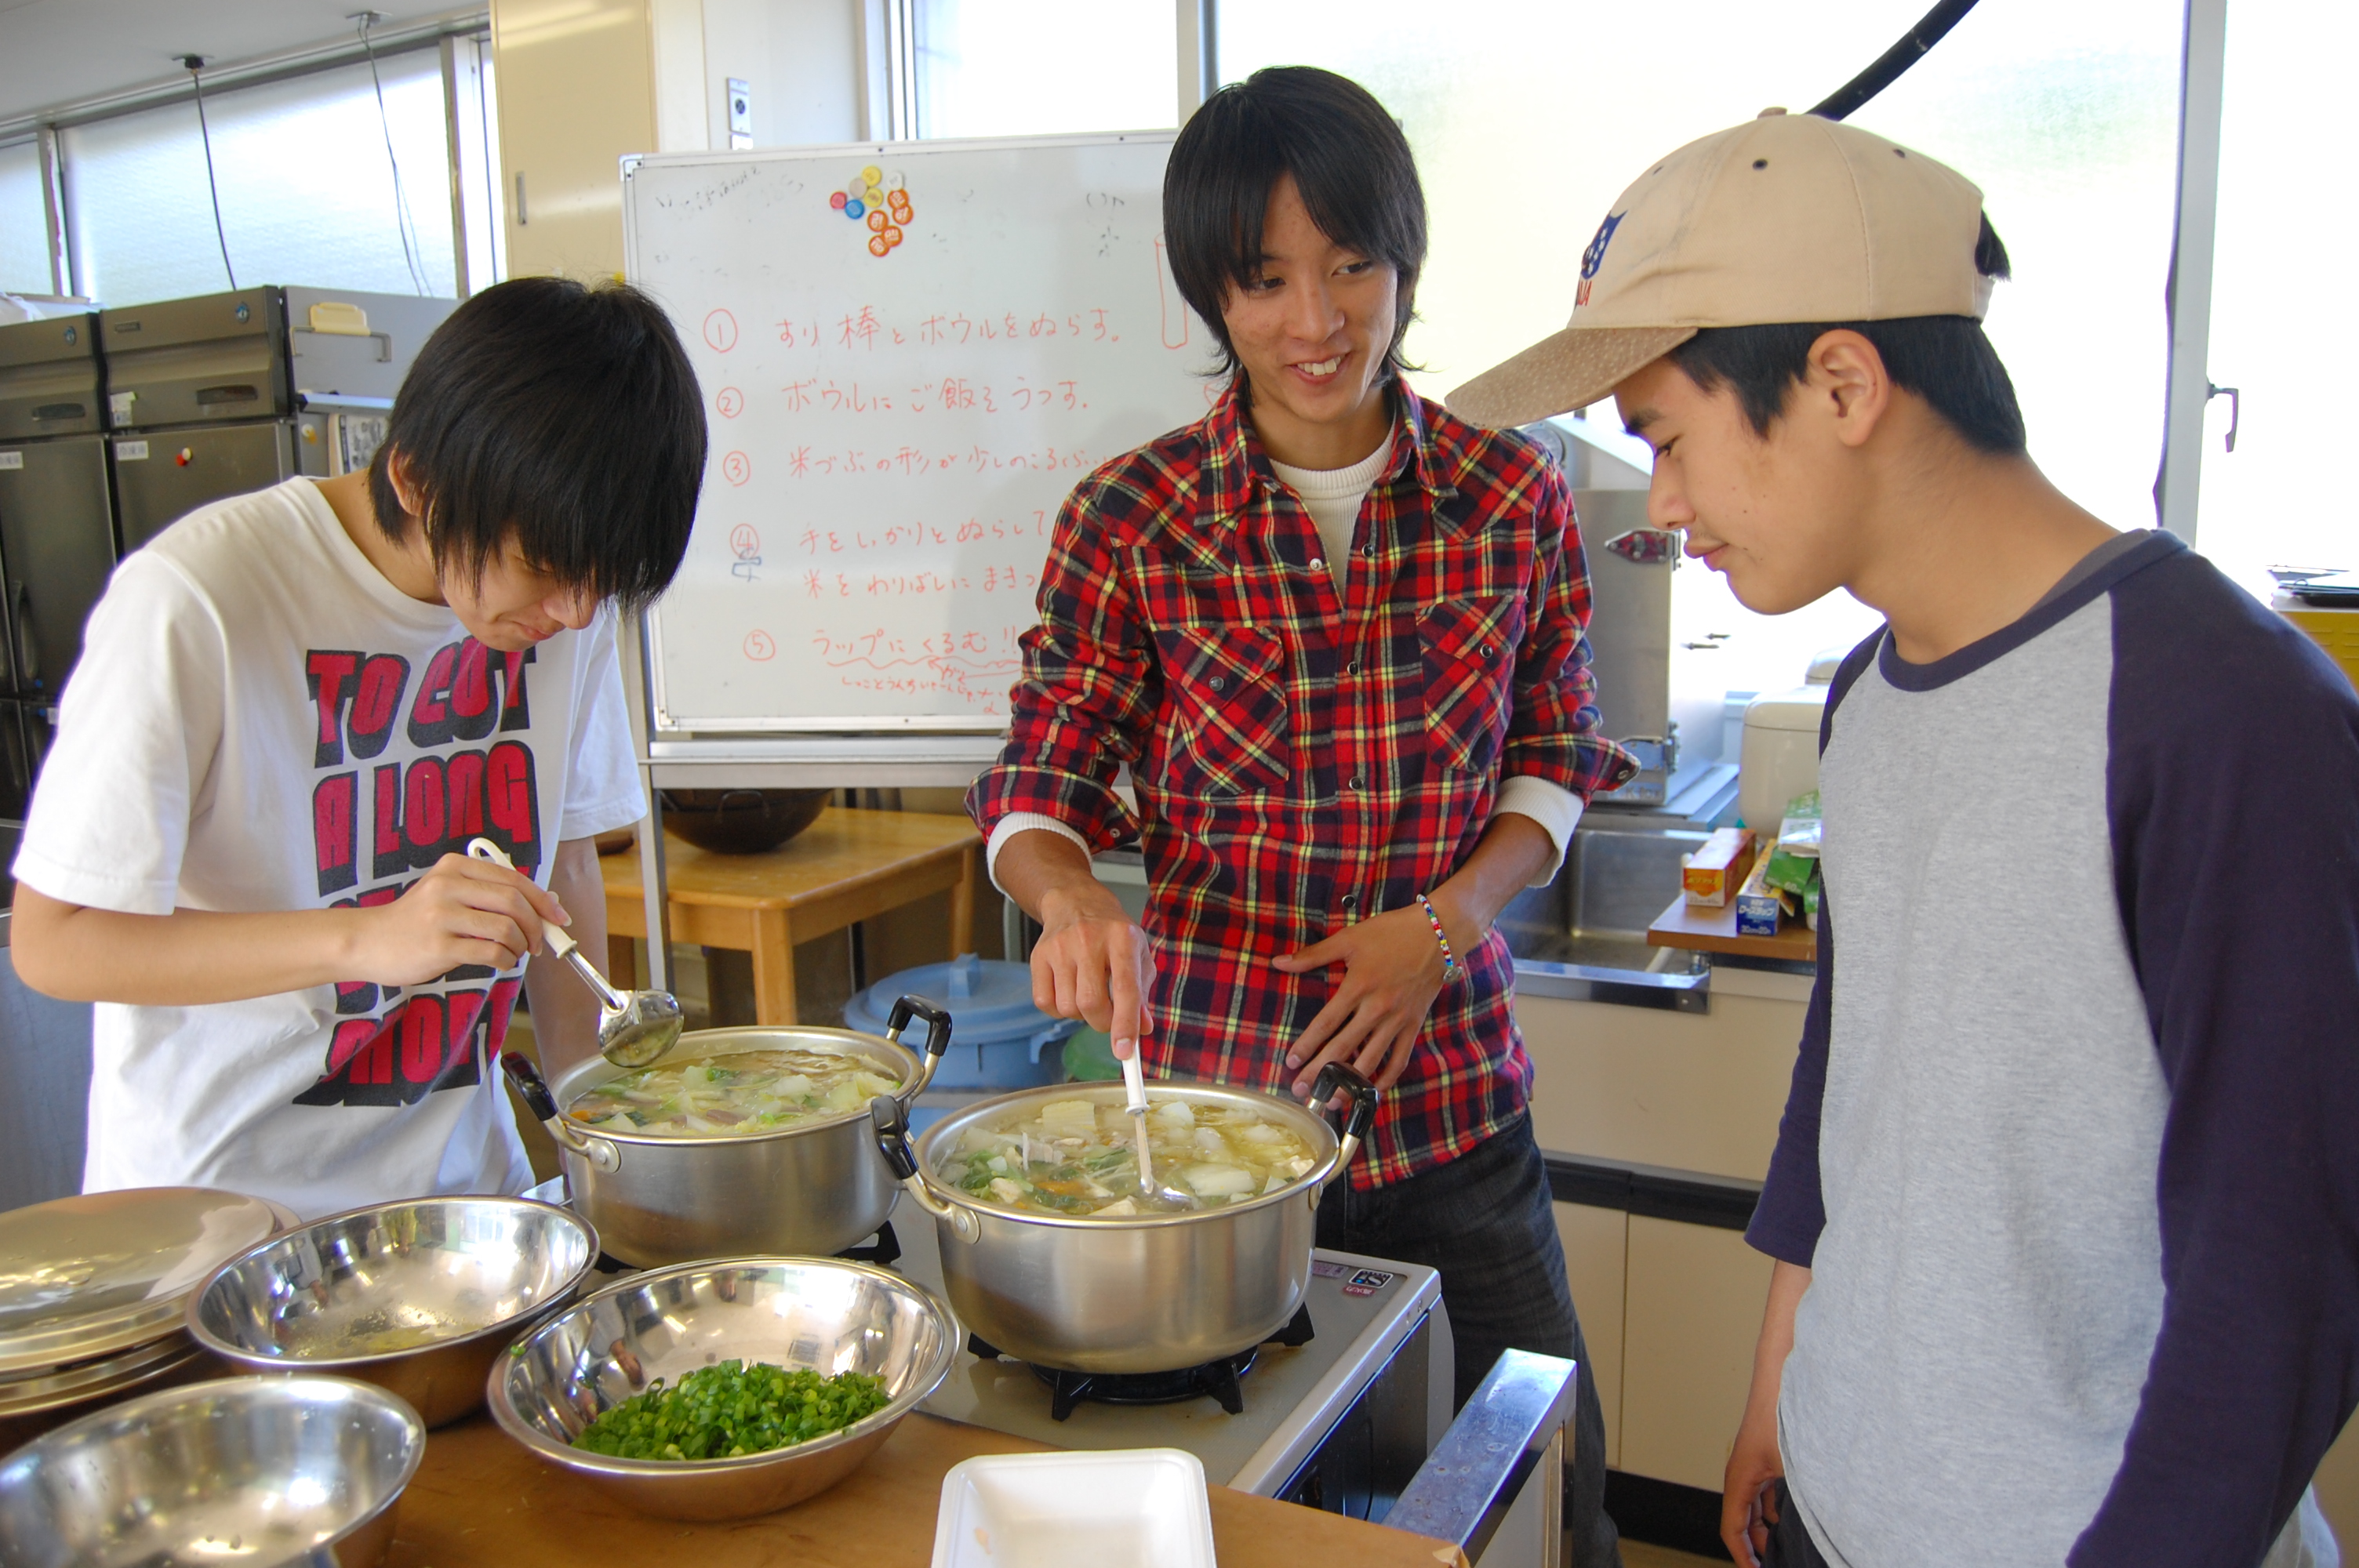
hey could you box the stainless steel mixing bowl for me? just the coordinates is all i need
[488,1256,958,1521]
[188,1197,598,1428]
[0,1374,424,1567]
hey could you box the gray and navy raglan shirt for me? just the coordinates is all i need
[1747,530,2359,1566]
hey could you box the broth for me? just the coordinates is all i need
[934,1096,1318,1217]
[566,1047,900,1138]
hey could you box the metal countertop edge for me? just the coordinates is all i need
[1223,1248,1445,1497]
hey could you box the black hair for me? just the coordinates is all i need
[1667,213,2026,456]
[367,277,706,612]
[1163,66,1428,381]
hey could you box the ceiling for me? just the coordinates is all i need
[0,0,474,127]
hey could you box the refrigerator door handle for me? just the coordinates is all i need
[11,583,35,690]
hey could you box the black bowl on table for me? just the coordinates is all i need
[658,789,831,855]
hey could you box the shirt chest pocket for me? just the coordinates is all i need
[1419,596,1525,775]
[1152,626,1291,797]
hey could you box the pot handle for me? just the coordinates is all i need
[499,1053,622,1174]
[871,1095,979,1244]
[1313,1062,1377,1189]
[885,995,954,1103]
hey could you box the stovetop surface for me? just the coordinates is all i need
[886,1207,1441,1493]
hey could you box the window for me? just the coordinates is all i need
[911,0,1178,139]
[1218,0,2186,732]
[2191,5,2359,597]
[60,47,460,307]
[0,138,51,296]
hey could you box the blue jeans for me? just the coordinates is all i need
[1316,1112,1622,1568]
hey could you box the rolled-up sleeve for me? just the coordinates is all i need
[966,483,1155,851]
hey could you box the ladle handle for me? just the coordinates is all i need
[870,1095,979,1243]
[466,839,612,1000]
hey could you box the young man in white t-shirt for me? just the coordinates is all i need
[9,278,706,1218]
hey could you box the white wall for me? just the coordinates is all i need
[698,0,863,151]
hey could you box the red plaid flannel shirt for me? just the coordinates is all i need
[968,380,1635,1187]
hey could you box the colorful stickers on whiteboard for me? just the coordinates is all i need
[827,164,914,259]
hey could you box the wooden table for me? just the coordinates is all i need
[1646,893,1819,964]
[385,1410,1468,1568]
[600,808,982,1025]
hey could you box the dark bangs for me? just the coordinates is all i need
[1164,66,1429,379]
[368,278,706,612]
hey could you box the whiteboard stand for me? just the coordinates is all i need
[620,612,675,992]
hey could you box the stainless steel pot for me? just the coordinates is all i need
[500,996,951,1267]
[871,1065,1376,1374]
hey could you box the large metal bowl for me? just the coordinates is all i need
[488,1256,958,1521]
[0,1374,423,1567]
[188,1197,598,1428]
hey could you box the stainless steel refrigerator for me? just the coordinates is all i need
[0,311,114,855]
[104,285,454,552]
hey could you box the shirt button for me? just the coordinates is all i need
[1481,644,1496,658]
[1209,676,1224,691]
[1341,892,1358,908]
[1347,659,1360,675]
[1347,775,1365,790]
[1308,557,1326,574]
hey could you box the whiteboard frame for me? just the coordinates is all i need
[620,129,1192,741]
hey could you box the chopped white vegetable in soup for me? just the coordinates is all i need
[936,1097,1318,1216]
[566,1047,900,1138]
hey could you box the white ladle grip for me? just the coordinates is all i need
[465,838,612,1001]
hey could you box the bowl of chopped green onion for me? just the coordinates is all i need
[485,1256,958,1520]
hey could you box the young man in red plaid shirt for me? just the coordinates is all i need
[967,67,1632,1563]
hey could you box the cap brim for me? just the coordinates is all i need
[1445,324,1698,430]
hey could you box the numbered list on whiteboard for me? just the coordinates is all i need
[633,139,1211,731]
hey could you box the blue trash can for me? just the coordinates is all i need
[843,954,1079,1132]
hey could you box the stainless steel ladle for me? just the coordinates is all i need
[467,838,684,1069]
[1118,1048,1195,1212]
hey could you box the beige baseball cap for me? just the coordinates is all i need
[1447,110,1994,429]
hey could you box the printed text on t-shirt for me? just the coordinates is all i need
[296,638,544,1109]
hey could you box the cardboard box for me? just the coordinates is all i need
[1681,827,1757,908]
[1735,841,1789,937]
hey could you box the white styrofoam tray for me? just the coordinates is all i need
[931,1447,1216,1568]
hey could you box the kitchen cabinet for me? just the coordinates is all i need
[490,0,707,281]
[1619,1216,1773,1492]
[1518,967,1808,1184]
[1524,963,1801,1496]
[1555,1200,1627,1469]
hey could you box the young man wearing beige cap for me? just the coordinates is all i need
[1452,111,2359,1567]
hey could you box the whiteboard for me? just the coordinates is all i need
[623,133,1212,732]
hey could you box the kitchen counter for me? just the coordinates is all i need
[384,1408,1467,1568]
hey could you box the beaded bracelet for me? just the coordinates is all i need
[1415,892,1459,982]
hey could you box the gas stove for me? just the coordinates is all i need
[889,1208,1449,1513]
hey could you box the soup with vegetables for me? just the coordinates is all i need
[936,1096,1319,1217]
[566,1048,900,1138]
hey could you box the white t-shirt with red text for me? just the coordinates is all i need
[14,478,645,1218]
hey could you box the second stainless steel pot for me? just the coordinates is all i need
[501,996,950,1267]
[873,1065,1376,1374]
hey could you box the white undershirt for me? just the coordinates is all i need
[1270,437,1393,597]
[988,427,1583,891]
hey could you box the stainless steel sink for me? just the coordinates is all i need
[1502,826,1712,1011]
